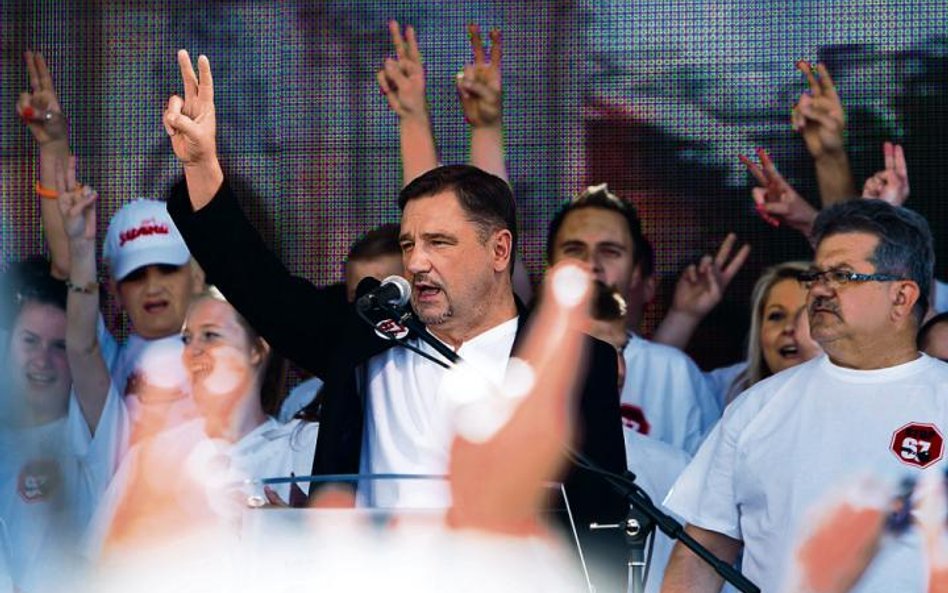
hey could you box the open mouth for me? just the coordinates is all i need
[143,300,170,314]
[414,284,442,301]
[778,344,799,358]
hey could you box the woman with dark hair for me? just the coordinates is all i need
[1,258,71,426]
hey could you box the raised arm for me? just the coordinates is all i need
[862,141,910,206]
[55,158,111,433]
[163,50,223,209]
[456,25,534,300]
[652,234,749,350]
[458,24,506,181]
[792,61,855,206]
[739,147,819,239]
[163,51,371,378]
[377,21,439,186]
[17,51,72,279]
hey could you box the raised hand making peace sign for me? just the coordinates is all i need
[17,51,68,147]
[862,142,910,206]
[164,50,217,167]
[377,20,428,120]
[457,24,502,129]
[792,61,845,159]
[164,50,223,208]
[740,148,818,237]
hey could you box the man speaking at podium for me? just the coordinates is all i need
[163,51,629,590]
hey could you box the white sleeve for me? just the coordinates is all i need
[684,356,723,437]
[663,352,720,455]
[662,400,750,540]
[703,362,746,416]
[65,384,129,528]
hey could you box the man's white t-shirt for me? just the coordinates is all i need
[664,353,948,593]
[0,387,125,592]
[702,361,746,411]
[359,317,518,509]
[622,333,721,455]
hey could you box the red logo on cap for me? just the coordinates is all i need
[890,422,944,469]
[119,218,170,246]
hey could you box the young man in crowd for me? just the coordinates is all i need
[547,185,722,454]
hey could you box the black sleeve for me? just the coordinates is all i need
[167,178,374,378]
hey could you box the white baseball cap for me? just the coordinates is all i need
[104,199,191,281]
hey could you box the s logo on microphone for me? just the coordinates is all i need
[375,318,410,341]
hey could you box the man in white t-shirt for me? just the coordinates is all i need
[163,51,629,591]
[662,199,947,593]
[547,184,720,454]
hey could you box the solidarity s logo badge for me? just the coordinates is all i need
[890,422,944,469]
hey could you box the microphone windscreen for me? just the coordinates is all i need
[354,276,382,301]
[381,275,412,307]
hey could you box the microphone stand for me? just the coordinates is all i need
[592,502,653,593]
[571,452,760,593]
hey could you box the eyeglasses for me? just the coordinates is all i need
[798,267,906,290]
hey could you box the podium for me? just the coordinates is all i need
[236,474,599,592]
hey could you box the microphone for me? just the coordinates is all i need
[355,275,411,311]
[353,276,461,367]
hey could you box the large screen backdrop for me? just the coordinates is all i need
[3,1,947,367]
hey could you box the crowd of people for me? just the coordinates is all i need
[2,22,947,593]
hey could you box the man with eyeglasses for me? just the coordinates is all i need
[661,198,948,593]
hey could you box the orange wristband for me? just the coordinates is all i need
[35,181,59,199]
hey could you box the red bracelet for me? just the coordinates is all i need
[35,181,59,199]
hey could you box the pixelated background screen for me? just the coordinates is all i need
[3,1,947,367]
